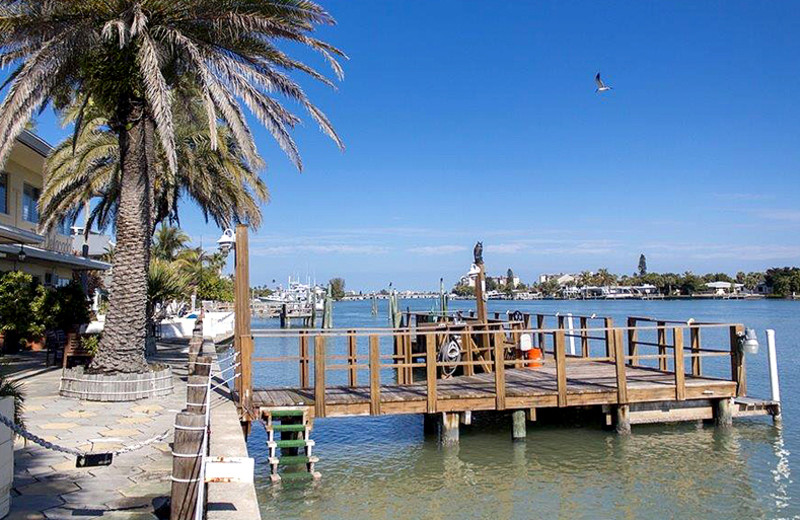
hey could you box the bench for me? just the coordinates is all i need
[62,333,94,369]
[45,330,67,366]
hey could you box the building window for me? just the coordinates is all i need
[22,183,40,223]
[0,173,7,214]
[57,218,70,236]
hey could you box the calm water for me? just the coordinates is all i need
[246,299,799,519]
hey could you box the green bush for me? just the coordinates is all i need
[0,271,37,344]
[31,281,90,333]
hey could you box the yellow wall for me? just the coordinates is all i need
[0,139,72,254]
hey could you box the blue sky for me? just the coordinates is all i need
[28,1,800,290]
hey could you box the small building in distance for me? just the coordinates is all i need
[704,281,744,296]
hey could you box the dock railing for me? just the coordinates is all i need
[246,316,747,417]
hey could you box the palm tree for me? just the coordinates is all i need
[153,225,189,262]
[0,1,344,373]
[40,100,270,233]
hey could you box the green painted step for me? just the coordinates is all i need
[270,424,306,432]
[270,455,319,465]
[277,471,316,482]
[274,439,310,448]
[269,409,305,417]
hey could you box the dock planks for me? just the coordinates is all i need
[252,359,737,418]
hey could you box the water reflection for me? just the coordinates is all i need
[252,417,793,519]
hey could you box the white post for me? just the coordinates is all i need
[766,329,781,403]
[567,313,576,356]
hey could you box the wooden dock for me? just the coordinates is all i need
[229,310,781,481]
[238,311,778,426]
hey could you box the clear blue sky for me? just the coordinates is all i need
[29,1,800,290]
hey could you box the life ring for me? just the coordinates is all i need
[438,336,462,378]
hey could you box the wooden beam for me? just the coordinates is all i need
[673,327,685,401]
[657,321,668,371]
[627,317,638,367]
[537,314,545,351]
[613,329,628,404]
[494,331,506,410]
[554,330,567,407]
[299,332,309,388]
[369,335,381,415]
[474,263,487,323]
[729,324,746,396]
[604,317,614,359]
[690,327,702,377]
[580,316,589,357]
[347,330,357,387]
[234,225,252,414]
[426,332,437,413]
[462,328,474,377]
[314,335,326,418]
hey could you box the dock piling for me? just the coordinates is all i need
[440,412,460,445]
[511,410,526,442]
[714,398,733,427]
[615,405,631,434]
[170,411,205,520]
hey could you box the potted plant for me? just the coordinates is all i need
[0,363,24,518]
[31,282,91,358]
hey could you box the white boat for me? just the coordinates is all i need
[258,277,325,311]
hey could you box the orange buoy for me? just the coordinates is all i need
[526,347,543,368]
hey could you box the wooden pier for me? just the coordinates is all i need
[233,311,779,451]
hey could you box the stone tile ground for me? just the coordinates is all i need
[3,344,191,519]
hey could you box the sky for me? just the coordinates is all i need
[27,1,800,291]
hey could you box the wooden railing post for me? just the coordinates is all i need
[673,327,685,401]
[347,330,357,387]
[690,327,701,376]
[613,329,628,404]
[554,330,567,407]
[494,330,506,410]
[404,331,413,384]
[580,316,589,357]
[627,317,638,367]
[462,327,474,377]
[536,314,545,351]
[299,332,309,388]
[657,321,668,371]
[426,332,437,413]
[314,335,326,418]
[369,335,381,415]
[729,324,746,396]
[604,317,615,359]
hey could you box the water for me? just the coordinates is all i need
[247,299,799,519]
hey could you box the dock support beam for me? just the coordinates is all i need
[615,405,631,435]
[440,412,460,445]
[423,413,438,436]
[512,410,526,442]
[715,398,733,427]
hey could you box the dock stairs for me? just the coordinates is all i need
[264,407,320,483]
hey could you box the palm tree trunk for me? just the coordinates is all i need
[90,101,154,374]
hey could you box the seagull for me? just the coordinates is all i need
[595,72,612,93]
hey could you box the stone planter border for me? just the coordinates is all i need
[60,366,174,401]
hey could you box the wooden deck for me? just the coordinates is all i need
[252,359,737,418]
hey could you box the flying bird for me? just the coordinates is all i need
[595,72,612,93]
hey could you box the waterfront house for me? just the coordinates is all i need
[0,131,109,283]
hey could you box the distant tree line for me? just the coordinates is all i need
[450,267,800,298]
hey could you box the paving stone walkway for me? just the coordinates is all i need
[3,344,190,520]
